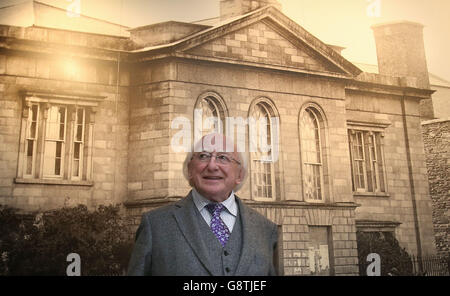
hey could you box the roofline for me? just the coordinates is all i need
[127,7,265,53]
[27,24,131,39]
[130,5,362,77]
[0,0,30,10]
[32,0,130,29]
[129,20,210,32]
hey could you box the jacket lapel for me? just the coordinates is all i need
[234,196,256,276]
[172,191,219,276]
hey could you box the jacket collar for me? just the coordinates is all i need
[172,191,218,275]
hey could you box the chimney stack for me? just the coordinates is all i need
[220,0,282,20]
[372,21,433,119]
[372,21,430,90]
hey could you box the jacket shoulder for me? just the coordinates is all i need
[238,198,277,228]
[141,201,178,221]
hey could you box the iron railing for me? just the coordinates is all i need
[410,254,450,276]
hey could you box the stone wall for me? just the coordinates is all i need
[422,118,450,255]
[0,26,130,211]
[253,204,358,275]
[125,57,353,204]
[345,85,436,255]
[127,60,175,201]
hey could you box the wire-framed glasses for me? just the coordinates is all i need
[192,152,241,166]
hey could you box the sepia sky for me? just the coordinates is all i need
[2,0,450,80]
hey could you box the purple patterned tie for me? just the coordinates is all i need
[205,203,230,247]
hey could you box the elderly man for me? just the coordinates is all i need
[127,133,278,276]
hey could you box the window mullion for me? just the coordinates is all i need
[371,133,380,192]
[364,132,374,192]
[67,107,76,180]
[38,104,50,179]
[85,108,95,181]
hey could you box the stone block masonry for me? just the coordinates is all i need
[422,119,450,255]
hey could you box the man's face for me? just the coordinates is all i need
[188,149,244,202]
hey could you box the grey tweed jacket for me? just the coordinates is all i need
[127,191,278,276]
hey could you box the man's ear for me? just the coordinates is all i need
[187,164,195,187]
[235,167,245,184]
[187,163,193,179]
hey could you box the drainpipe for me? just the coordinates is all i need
[400,93,423,273]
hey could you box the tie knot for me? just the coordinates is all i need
[205,203,225,216]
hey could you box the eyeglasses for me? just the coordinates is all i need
[192,152,241,166]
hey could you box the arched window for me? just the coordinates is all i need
[249,99,280,201]
[194,92,227,136]
[299,105,327,202]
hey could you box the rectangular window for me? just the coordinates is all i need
[348,130,387,193]
[17,93,97,185]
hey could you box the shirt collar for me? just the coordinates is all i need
[192,188,237,217]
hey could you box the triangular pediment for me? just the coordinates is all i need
[186,19,345,74]
[161,6,361,77]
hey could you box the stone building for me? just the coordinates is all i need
[357,56,450,257]
[0,0,437,275]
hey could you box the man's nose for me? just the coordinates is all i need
[206,155,220,169]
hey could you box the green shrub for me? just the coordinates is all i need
[0,204,133,276]
[356,231,413,276]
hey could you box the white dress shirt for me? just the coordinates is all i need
[191,188,238,232]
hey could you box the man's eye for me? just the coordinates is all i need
[217,155,230,162]
[198,153,210,160]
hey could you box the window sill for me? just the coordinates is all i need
[244,199,359,209]
[253,197,276,202]
[353,192,390,198]
[14,178,93,187]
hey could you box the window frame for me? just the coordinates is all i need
[42,105,67,179]
[24,103,40,179]
[249,98,280,202]
[16,91,104,186]
[347,121,389,196]
[72,107,86,181]
[299,104,328,203]
[193,92,228,139]
[251,103,276,201]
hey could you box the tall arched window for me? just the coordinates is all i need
[299,106,326,202]
[249,99,280,201]
[194,92,227,137]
